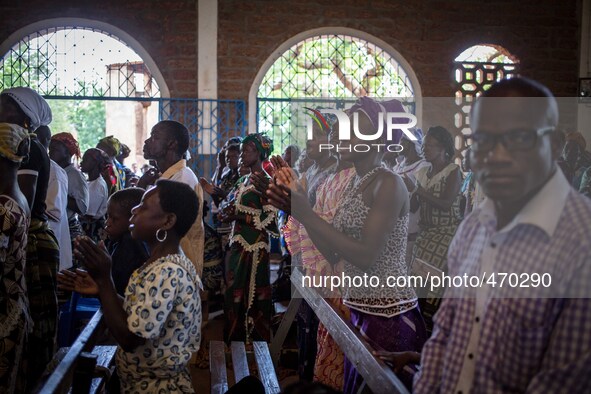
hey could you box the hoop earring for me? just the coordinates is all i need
[156,228,167,242]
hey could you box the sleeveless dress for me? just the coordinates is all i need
[411,163,462,332]
[332,167,427,393]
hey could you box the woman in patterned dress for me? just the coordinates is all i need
[222,133,278,343]
[65,180,202,393]
[0,123,32,394]
[272,117,354,389]
[406,126,462,333]
[271,97,427,393]
[0,88,61,388]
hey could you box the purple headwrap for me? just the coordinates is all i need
[348,97,408,144]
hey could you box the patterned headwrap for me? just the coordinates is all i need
[0,123,30,163]
[1,87,52,131]
[97,136,121,157]
[242,133,274,160]
[304,106,338,134]
[566,131,587,151]
[349,97,408,144]
[52,132,81,158]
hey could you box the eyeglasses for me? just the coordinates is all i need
[464,127,555,153]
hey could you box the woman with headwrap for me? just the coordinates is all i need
[0,87,60,388]
[275,114,354,388]
[269,97,427,392]
[0,123,32,394]
[49,132,89,242]
[405,126,462,333]
[97,135,125,193]
[393,128,430,265]
[221,133,278,343]
[273,107,338,382]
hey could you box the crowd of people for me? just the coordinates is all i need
[0,76,590,394]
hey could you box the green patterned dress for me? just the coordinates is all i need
[224,175,278,343]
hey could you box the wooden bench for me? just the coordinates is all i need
[37,309,118,394]
[269,265,410,394]
[209,340,280,394]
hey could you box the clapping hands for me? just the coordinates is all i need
[72,236,113,286]
[57,269,100,296]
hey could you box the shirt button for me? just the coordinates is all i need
[468,353,474,359]
[475,316,480,323]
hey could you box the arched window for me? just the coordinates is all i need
[0,24,165,162]
[254,30,419,154]
[0,26,161,98]
[454,44,519,142]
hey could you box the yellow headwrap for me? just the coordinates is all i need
[0,123,30,163]
[98,136,121,157]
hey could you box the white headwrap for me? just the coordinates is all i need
[1,87,52,131]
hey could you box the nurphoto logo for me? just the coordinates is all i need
[304,107,417,153]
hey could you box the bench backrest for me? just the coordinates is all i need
[271,268,410,394]
[210,341,280,394]
[37,309,105,393]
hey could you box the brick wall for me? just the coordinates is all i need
[0,0,581,101]
[219,0,581,100]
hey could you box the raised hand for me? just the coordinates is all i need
[73,236,113,286]
[199,177,216,196]
[250,171,271,197]
[270,155,290,170]
[137,167,161,189]
[57,269,100,296]
[275,167,298,188]
[266,182,291,213]
[218,204,237,223]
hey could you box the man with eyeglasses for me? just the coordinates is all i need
[414,77,591,393]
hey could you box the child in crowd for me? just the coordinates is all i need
[79,148,109,242]
[58,188,148,295]
[59,180,202,392]
[103,188,149,295]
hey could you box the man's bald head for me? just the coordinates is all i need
[469,77,562,206]
[475,77,559,128]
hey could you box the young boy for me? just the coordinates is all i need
[59,188,148,296]
[104,188,149,295]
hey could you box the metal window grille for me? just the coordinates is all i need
[159,99,247,178]
[454,53,519,157]
[0,27,160,98]
[257,34,415,154]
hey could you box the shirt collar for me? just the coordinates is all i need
[477,169,571,237]
[161,159,186,179]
